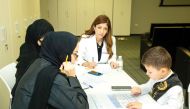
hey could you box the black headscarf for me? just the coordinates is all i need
[29,31,78,109]
[12,19,54,98]
[40,32,78,66]
[25,19,55,51]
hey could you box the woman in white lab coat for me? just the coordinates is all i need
[77,15,118,69]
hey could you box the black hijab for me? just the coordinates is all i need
[25,19,54,51]
[29,31,78,109]
[12,19,54,98]
[16,19,54,70]
[40,31,78,66]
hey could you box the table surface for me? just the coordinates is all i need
[75,64,155,109]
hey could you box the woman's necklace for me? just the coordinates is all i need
[97,39,103,45]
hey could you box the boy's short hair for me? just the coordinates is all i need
[141,46,172,70]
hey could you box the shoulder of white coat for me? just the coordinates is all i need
[111,36,116,42]
[79,34,94,44]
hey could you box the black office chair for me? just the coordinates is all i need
[174,47,190,107]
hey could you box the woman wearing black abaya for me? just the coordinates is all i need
[12,19,54,97]
[12,32,89,109]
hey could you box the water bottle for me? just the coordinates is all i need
[117,56,123,70]
[188,84,190,109]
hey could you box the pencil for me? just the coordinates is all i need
[65,55,68,63]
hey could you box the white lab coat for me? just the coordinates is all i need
[77,34,117,65]
[139,70,184,109]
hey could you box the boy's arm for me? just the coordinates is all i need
[142,85,184,109]
[139,79,156,95]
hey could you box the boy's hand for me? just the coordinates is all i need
[127,101,142,109]
[131,86,141,96]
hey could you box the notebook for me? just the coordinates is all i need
[88,92,155,109]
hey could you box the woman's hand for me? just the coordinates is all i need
[110,61,118,69]
[82,61,96,69]
[60,62,76,77]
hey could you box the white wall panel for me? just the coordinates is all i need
[58,0,77,34]
[113,0,131,36]
[76,0,94,35]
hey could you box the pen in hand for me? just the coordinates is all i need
[82,57,96,69]
[90,57,96,68]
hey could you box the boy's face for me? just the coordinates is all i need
[144,65,164,80]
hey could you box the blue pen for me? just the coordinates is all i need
[82,82,93,88]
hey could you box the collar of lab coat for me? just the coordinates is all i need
[90,35,107,62]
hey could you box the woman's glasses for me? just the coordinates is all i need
[72,51,78,58]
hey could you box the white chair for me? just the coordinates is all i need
[0,62,16,90]
[0,75,12,109]
[188,84,190,109]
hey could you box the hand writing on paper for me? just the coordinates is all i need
[131,86,141,96]
[127,101,142,109]
[82,61,97,69]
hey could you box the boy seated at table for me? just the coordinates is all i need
[127,46,184,109]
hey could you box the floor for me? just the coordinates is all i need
[116,36,148,84]
[116,36,188,109]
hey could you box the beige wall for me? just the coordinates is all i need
[40,0,58,30]
[40,0,132,36]
[0,0,12,68]
[0,0,40,68]
[40,0,49,19]
[1,0,190,67]
[131,0,190,34]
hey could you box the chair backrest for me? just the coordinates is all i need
[0,75,12,109]
[0,62,16,90]
[188,84,190,109]
[149,23,190,41]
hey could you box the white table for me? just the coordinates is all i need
[75,64,156,109]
